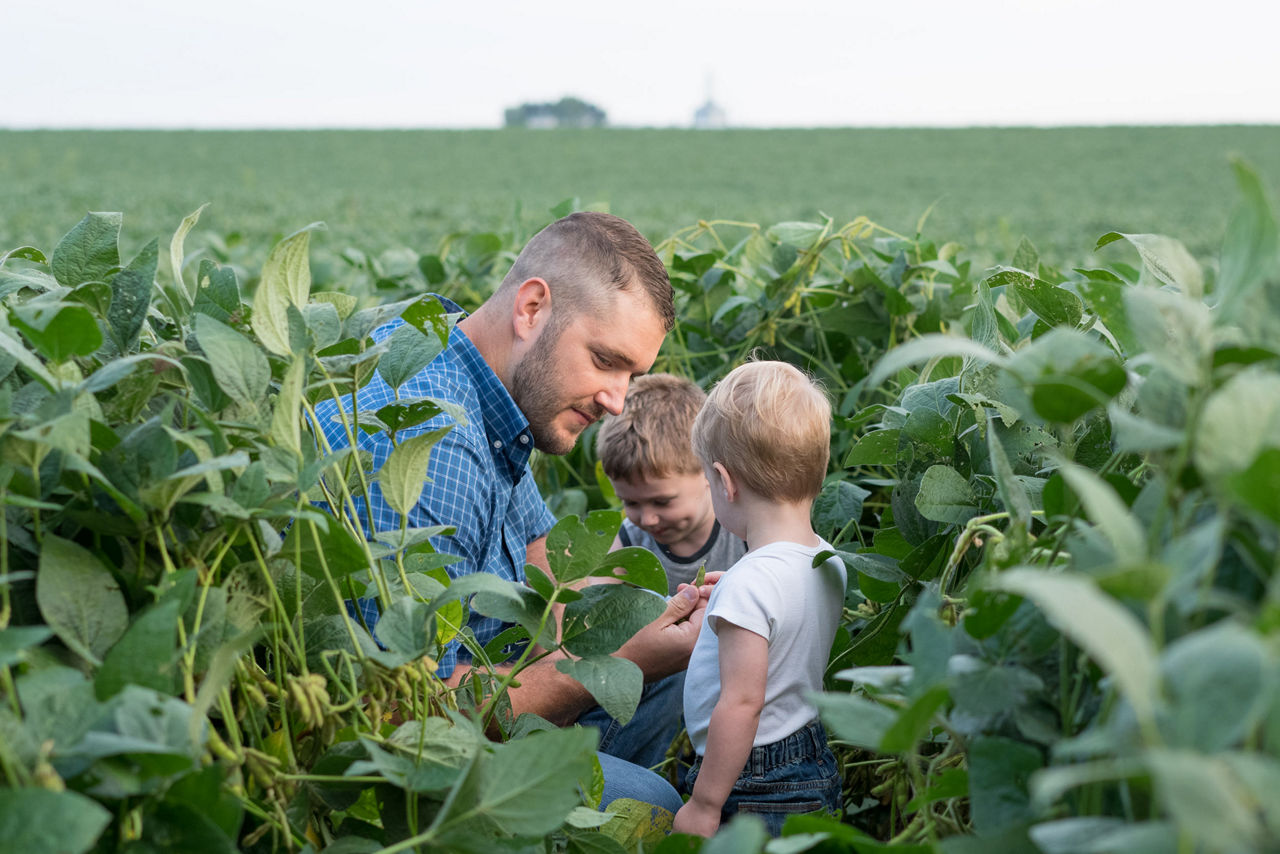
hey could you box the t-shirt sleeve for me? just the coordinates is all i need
[706,562,780,642]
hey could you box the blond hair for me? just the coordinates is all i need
[692,361,831,503]
[498,211,674,332]
[596,373,707,482]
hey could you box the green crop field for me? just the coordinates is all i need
[3,126,1279,269]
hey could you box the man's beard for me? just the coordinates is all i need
[510,321,604,455]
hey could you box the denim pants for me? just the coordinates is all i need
[577,671,686,814]
[683,719,841,837]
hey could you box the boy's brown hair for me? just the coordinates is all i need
[596,373,707,482]
[692,361,831,503]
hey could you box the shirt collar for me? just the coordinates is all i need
[432,295,537,479]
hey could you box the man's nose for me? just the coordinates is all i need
[595,374,629,416]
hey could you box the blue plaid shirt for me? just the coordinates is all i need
[314,296,556,678]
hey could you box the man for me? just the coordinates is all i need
[315,212,695,813]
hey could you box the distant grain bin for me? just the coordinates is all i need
[693,98,727,129]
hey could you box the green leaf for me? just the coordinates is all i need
[988,423,1031,526]
[1217,158,1280,322]
[1029,819,1176,854]
[1005,328,1127,423]
[813,692,898,750]
[253,223,321,356]
[378,425,453,518]
[1124,287,1211,386]
[812,480,870,539]
[989,268,1083,328]
[444,726,597,838]
[194,313,270,410]
[368,597,436,669]
[1146,749,1267,853]
[170,203,209,299]
[378,321,445,390]
[767,221,825,248]
[991,569,1158,724]
[1161,621,1273,752]
[1193,366,1280,478]
[1221,446,1280,524]
[915,465,978,524]
[106,238,157,353]
[546,510,624,585]
[35,535,129,665]
[844,428,901,467]
[1058,461,1146,563]
[95,598,183,699]
[269,355,306,456]
[591,547,669,595]
[1096,231,1204,299]
[51,211,121,287]
[556,655,643,724]
[0,789,112,854]
[0,625,53,669]
[9,301,102,361]
[192,259,241,324]
[880,685,949,753]
[869,334,1006,389]
[967,737,1043,835]
[282,512,374,582]
[562,585,665,658]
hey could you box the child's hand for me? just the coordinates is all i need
[673,798,721,837]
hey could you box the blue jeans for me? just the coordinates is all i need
[578,672,686,814]
[683,719,841,837]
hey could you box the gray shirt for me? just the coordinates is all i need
[618,518,748,594]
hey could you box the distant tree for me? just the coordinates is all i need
[504,97,606,129]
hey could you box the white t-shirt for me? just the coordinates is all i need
[683,539,847,754]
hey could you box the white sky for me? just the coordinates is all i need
[4,0,1277,129]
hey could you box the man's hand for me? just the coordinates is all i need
[673,797,721,837]
[615,585,705,681]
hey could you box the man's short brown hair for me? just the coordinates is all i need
[596,373,707,482]
[692,361,831,503]
[499,211,674,332]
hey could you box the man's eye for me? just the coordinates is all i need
[594,354,613,369]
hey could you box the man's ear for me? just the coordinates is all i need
[511,277,551,342]
[712,462,738,503]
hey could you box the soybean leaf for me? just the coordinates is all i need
[546,510,624,585]
[1124,287,1212,387]
[562,585,665,658]
[591,547,668,595]
[282,511,374,582]
[107,238,157,353]
[1058,461,1146,563]
[813,480,870,540]
[1160,622,1273,752]
[868,334,1006,390]
[10,301,102,362]
[192,259,241,324]
[378,322,444,390]
[194,313,270,410]
[988,423,1031,526]
[991,569,1158,725]
[915,465,978,524]
[1192,367,1280,478]
[368,597,435,669]
[35,535,128,666]
[51,211,121,288]
[169,203,209,299]
[438,725,596,839]
[1096,231,1204,299]
[1217,158,1280,322]
[989,268,1083,328]
[95,598,183,700]
[555,655,643,724]
[813,692,898,751]
[378,426,453,518]
[844,428,901,467]
[254,223,321,356]
[968,736,1043,835]
[0,789,112,854]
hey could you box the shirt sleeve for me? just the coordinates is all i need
[706,560,779,642]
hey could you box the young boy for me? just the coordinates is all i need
[596,373,747,594]
[673,361,846,838]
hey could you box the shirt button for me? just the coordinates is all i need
[519,435,529,444]
[493,440,503,449]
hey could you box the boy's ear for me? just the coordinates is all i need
[712,462,738,502]
[511,277,551,342]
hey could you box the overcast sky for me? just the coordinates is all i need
[4,0,1277,129]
